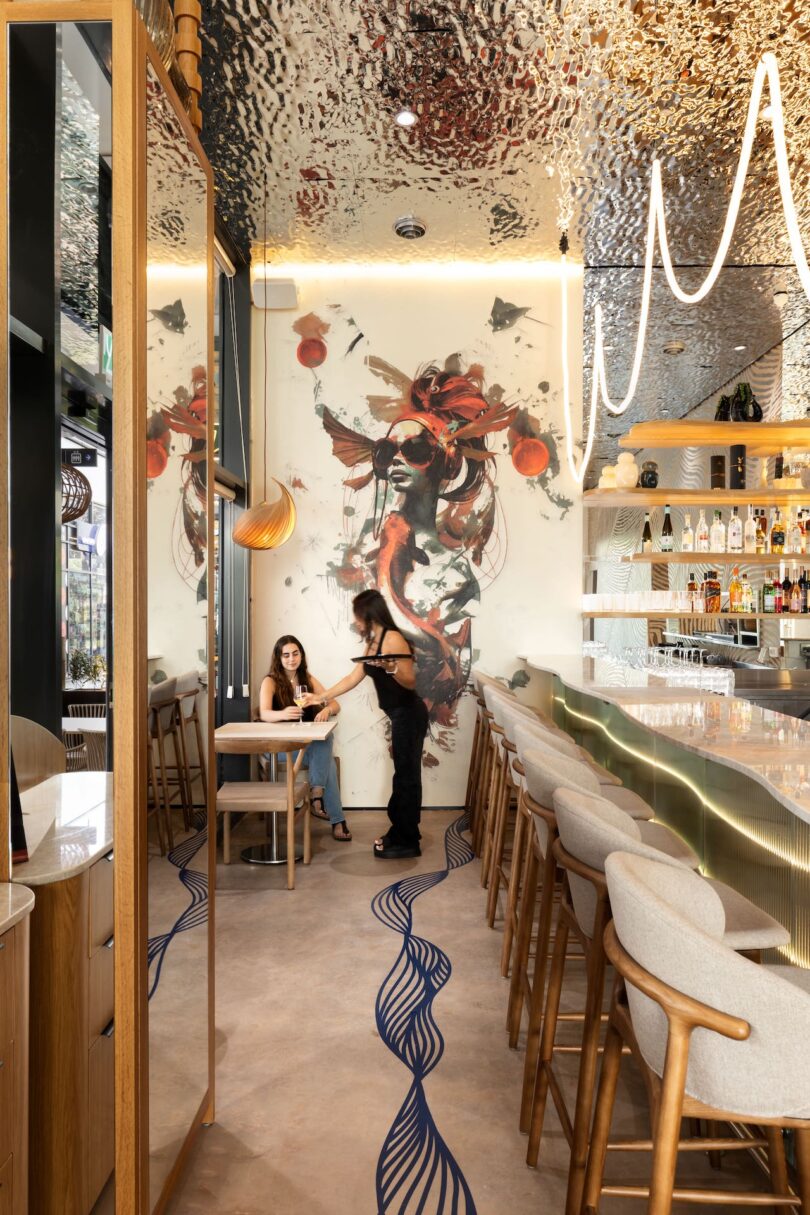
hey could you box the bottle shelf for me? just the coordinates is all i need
[622,552,806,565]
[584,488,809,508]
[583,611,784,620]
[618,420,810,456]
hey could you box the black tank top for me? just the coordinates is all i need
[272,686,317,723]
[363,629,424,716]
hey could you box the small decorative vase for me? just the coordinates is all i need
[639,460,659,489]
[715,395,732,421]
[710,455,726,489]
[615,451,640,489]
[731,382,763,422]
[598,465,617,489]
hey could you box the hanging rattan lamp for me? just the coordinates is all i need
[61,464,93,524]
[233,478,296,550]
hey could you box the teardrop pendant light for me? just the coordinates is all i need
[234,170,296,551]
[232,478,296,549]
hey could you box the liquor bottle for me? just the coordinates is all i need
[801,568,808,614]
[687,571,698,611]
[696,509,710,553]
[790,511,803,555]
[727,505,743,553]
[641,512,653,553]
[782,567,793,613]
[770,508,785,555]
[709,509,726,552]
[763,573,775,614]
[728,566,743,613]
[681,512,694,552]
[743,504,757,554]
[773,573,784,614]
[741,573,755,613]
[702,570,721,613]
[661,504,674,553]
[791,569,802,613]
[755,509,768,554]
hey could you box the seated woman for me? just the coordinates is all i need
[259,635,351,842]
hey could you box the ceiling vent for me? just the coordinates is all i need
[393,215,427,240]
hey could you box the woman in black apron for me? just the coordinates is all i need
[302,589,429,859]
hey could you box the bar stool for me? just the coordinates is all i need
[507,745,672,1137]
[148,677,188,844]
[174,671,207,808]
[527,787,789,1215]
[583,851,810,1215]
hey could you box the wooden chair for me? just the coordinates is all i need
[68,701,106,771]
[63,729,88,772]
[583,851,810,1215]
[10,715,66,792]
[217,742,311,890]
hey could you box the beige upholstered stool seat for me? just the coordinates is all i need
[599,784,654,822]
[553,787,789,953]
[520,741,654,823]
[637,820,700,868]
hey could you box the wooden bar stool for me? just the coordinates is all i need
[583,851,810,1215]
[148,677,191,837]
[527,787,789,1215]
[174,671,207,808]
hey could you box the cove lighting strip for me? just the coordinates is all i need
[554,696,808,965]
[563,50,810,485]
[253,260,583,282]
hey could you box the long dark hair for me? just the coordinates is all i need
[352,589,411,650]
[268,634,311,708]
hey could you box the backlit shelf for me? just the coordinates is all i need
[584,488,809,508]
[618,420,810,456]
[622,552,807,565]
[583,610,779,620]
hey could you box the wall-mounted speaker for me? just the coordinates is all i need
[252,278,299,310]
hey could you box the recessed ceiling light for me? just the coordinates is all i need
[395,108,418,128]
[734,344,747,351]
[760,103,774,120]
[662,340,685,355]
[545,163,554,178]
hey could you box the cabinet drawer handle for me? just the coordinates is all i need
[104,935,114,950]
[102,1019,114,1038]
[0,940,6,951]
[104,850,114,863]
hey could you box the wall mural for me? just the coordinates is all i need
[293,296,573,765]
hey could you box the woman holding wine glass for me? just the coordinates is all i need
[301,589,429,860]
[259,635,351,842]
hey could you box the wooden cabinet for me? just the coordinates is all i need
[28,851,114,1215]
[0,903,32,1215]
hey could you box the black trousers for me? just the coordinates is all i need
[386,703,429,847]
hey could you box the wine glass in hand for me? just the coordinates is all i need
[294,686,307,724]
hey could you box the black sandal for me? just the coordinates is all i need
[332,820,352,842]
[373,840,421,859]
[310,796,330,821]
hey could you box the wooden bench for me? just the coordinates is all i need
[216,778,310,888]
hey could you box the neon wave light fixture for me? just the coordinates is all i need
[564,50,808,485]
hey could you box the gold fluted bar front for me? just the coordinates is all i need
[233,480,297,551]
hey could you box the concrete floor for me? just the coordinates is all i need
[157,807,764,1215]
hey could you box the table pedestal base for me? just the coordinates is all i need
[240,810,303,866]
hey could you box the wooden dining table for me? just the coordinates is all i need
[214,720,337,866]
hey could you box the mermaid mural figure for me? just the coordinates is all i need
[323,361,515,746]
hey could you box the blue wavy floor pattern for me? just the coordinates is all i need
[371,813,479,1215]
[148,810,209,1000]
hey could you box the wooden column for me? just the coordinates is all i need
[174,0,202,131]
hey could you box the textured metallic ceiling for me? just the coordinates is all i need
[198,0,810,476]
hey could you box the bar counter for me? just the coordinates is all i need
[519,653,810,966]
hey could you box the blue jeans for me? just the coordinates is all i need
[296,736,344,825]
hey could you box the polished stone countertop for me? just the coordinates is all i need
[12,772,113,887]
[0,883,35,933]
[520,653,810,827]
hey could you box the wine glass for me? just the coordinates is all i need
[294,685,307,724]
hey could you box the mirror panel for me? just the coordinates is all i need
[144,58,211,1208]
